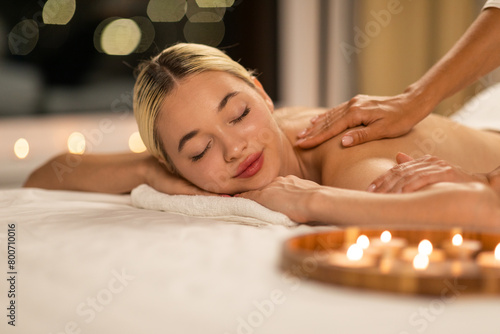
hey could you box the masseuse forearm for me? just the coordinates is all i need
[406,8,500,115]
[23,152,150,194]
[309,183,500,228]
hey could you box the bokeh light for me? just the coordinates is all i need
[14,138,29,159]
[183,21,225,47]
[147,0,187,22]
[356,235,370,250]
[42,0,76,25]
[196,0,234,7]
[100,18,142,56]
[452,234,463,247]
[187,0,225,22]
[495,243,500,261]
[413,253,429,270]
[8,19,39,55]
[67,132,86,154]
[131,16,155,53]
[418,239,433,256]
[93,17,116,53]
[346,244,363,261]
[380,230,391,243]
[129,132,147,153]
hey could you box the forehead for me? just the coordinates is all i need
[157,71,250,144]
[162,71,247,117]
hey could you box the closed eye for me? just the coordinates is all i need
[231,107,250,124]
[191,141,212,162]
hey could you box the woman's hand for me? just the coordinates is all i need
[143,156,215,196]
[295,92,431,149]
[237,175,322,223]
[367,153,488,193]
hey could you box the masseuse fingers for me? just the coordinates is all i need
[295,102,351,148]
[368,155,429,193]
[385,166,451,193]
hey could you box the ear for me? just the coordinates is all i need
[251,76,274,112]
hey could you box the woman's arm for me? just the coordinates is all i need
[23,152,212,195]
[367,153,500,197]
[296,7,500,148]
[238,176,500,228]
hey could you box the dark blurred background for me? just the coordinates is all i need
[0,0,278,116]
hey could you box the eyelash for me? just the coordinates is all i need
[191,141,212,162]
[231,107,250,124]
[190,107,251,162]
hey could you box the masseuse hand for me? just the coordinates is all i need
[295,92,430,148]
[237,175,321,223]
[367,153,488,193]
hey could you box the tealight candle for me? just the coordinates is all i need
[328,244,376,269]
[477,243,500,272]
[356,235,370,250]
[442,233,482,259]
[370,230,407,257]
[413,253,429,271]
[401,240,446,263]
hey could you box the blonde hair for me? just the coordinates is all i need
[133,43,255,171]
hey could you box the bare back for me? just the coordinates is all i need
[275,107,500,191]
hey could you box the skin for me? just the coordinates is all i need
[24,71,500,227]
[292,6,500,200]
[295,7,500,149]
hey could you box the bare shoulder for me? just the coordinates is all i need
[273,106,326,138]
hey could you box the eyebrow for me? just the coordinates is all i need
[177,91,239,153]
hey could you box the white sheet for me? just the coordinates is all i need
[1,187,500,334]
[2,82,500,334]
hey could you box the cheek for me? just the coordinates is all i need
[177,155,233,193]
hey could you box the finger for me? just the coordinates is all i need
[296,118,351,148]
[342,125,382,147]
[295,105,350,148]
[391,168,451,193]
[396,152,413,164]
[369,160,430,193]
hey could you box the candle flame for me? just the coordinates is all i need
[495,243,500,261]
[418,239,433,256]
[413,253,429,270]
[356,235,370,249]
[346,244,363,261]
[380,230,392,243]
[452,234,463,246]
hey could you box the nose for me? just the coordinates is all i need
[221,130,247,162]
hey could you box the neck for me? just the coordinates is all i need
[277,130,319,182]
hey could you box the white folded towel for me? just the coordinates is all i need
[130,184,296,227]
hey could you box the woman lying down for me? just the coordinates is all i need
[24,43,500,227]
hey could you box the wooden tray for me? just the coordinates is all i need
[281,228,500,295]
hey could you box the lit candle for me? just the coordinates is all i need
[401,239,445,263]
[442,233,482,259]
[370,230,407,257]
[356,235,370,250]
[477,243,500,272]
[413,253,429,271]
[328,244,376,269]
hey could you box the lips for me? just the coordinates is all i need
[234,151,264,178]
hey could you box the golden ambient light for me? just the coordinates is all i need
[452,234,464,246]
[67,132,86,154]
[14,138,29,159]
[418,239,433,256]
[129,132,147,153]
